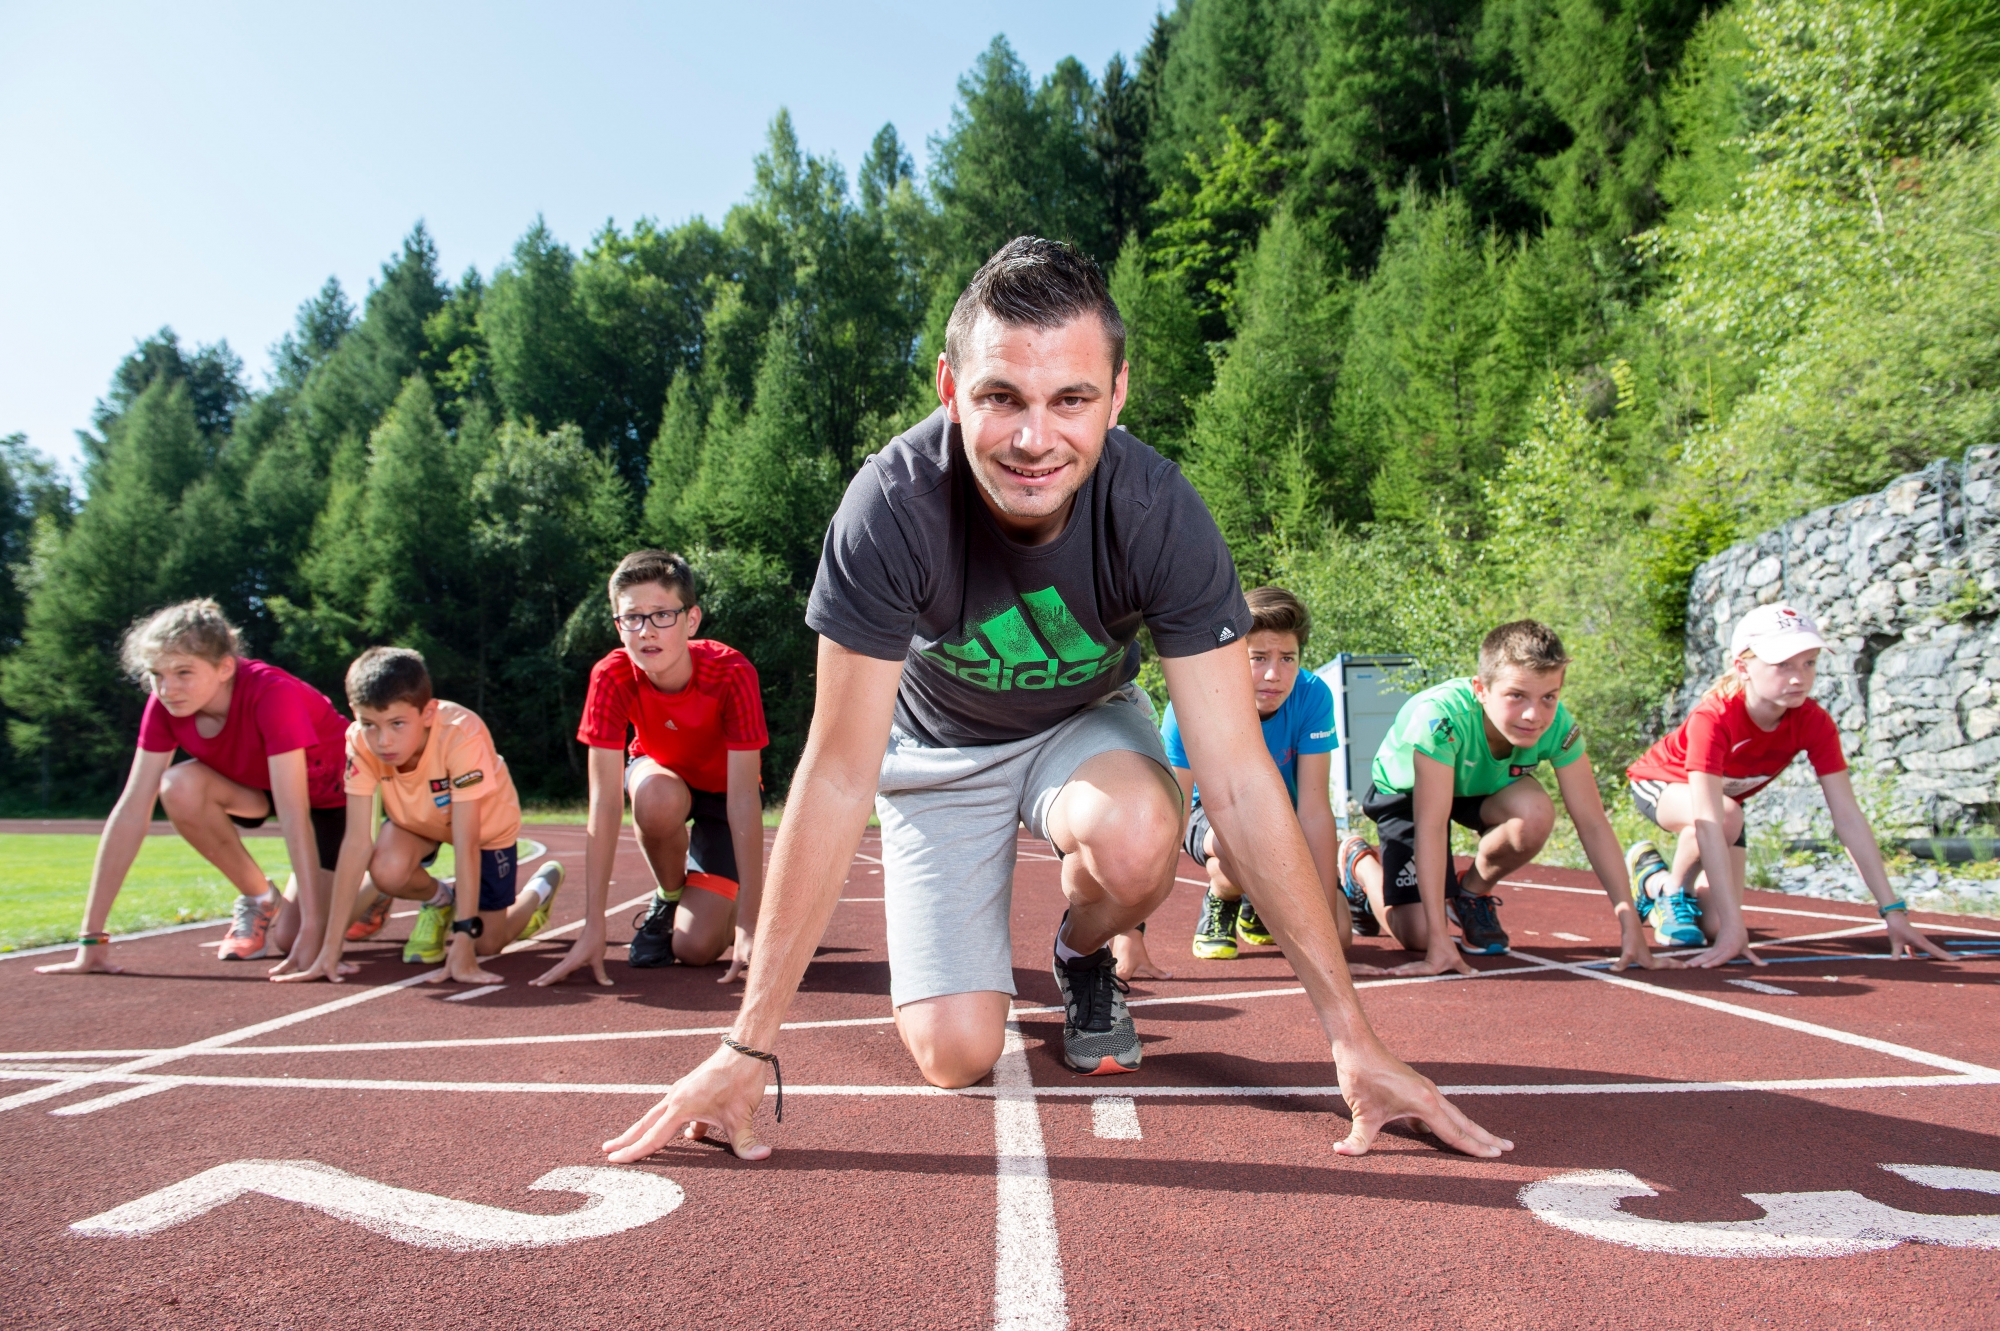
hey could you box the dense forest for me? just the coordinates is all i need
[2,0,1997,810]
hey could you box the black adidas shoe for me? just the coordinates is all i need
[1447,890,1509,955]
[626,889,680,968]
[1052,920,1140,1075]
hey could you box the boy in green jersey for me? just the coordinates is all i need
[1339,621,1675,977]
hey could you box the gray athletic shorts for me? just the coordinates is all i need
[875,684,1169,1007]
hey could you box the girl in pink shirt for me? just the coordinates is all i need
[38,599,350,976]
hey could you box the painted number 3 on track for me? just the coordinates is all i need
[1522,1163,2000,1258]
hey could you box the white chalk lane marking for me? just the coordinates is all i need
[992,1017,1067,1331]
[1728,978,1800,996]
[1091,1096,1141,1140]
[1519,1163,2000,1258]
[1505,949,2000,1077]
[443,985,505,1003]
[71,1158,683,1251]
[1,1068,1990,1100]
[0,967,447,1115]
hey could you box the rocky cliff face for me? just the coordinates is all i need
[1678,446,2000,837]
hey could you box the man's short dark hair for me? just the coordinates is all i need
[1245,586,1310,650]
[944,237,1126,375]
[347,647,433,713]
[608,549,698,608]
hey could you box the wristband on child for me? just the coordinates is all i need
[1878,898,1910,917]
[720,1037,782,1123]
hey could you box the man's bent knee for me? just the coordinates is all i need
[895,991,1010,1089]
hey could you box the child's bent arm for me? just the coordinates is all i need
[532,746,625,987]
[1410,755,1472,975]
[437,797,498,983]
[1295,752,1339,897]
[1822,772,1952,961]
[721,748,765,983]
[1554,757,1674,970]
[38,747,173,975]
[279,795,374,983]
[266,749,324,975]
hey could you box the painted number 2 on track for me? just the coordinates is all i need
[71,1159,684,1251]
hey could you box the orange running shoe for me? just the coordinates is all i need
[345,891,392,942]
[217,888,280,960]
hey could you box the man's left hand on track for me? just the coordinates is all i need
[1334,1037,1513,1158]
[604,1043,772,1162]
[530,931,613,987]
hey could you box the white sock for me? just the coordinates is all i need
[1643,873,1668,900]
[427,881,454,909]
[522,876,554,905]
[250,889,274,907]
[1054,918,1087,962]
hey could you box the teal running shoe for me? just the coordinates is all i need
[1624,840,1667,923]
[1652,886,1706,948]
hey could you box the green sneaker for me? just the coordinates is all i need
[1192,890,1239,960]
[404,895,453,964]
[1235,896,1274,946]
[517,861,565,940]
[1624,840,1667,922]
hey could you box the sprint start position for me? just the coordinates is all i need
[605,237,1512,1163]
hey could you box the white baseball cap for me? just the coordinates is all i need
[1730,603,1828,663]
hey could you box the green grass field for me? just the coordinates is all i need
[0,834,459,953]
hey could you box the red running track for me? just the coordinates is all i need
[4,825,2000,1328]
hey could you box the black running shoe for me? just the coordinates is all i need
[626,889,680,968]
[1447,890,1509,955]
[1052,920,1140,1075]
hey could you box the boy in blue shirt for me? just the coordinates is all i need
[1158,587,1348,960]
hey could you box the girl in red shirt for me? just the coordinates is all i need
[38,599,350,976]
[1624,603,1949,968]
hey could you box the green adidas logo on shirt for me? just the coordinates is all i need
[920,587,1125,692]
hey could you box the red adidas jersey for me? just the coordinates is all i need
[1626,689,1846,801]
[577,641,768,794]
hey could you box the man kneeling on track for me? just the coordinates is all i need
[532,550,769,988]
[602,236,1513,1165]
[278,647,563,985]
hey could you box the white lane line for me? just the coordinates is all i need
[0,1069,1989,1100]
[1506,949,2000,1077]
[502,892,655,953]
[0,917,229,961]
[992,1017,1067,1331]
[1552,932,1591,942]
[0,967,445,1114]
[1091,1096,1141,1139]
[1728,978,1800,997]
[48,1080,179,1116]
[443,985,505,1003]
[390,909,419,919]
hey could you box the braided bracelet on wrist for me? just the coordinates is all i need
[721,1037,782,1123]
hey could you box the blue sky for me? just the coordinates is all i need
[0,1,1164,473]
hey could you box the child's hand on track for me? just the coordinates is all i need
[432,938,501,986]
[1333,1037,1514,1159]
[1885,913,1953,961]
[718,929,753,984]
[1380,942,1475,978]
[1685,928,1765,969]
[530,932,613,987]
[271,959,360,983]
[35,949,121,976]
[1612,918,1683,971]
[603,1043,773,1162]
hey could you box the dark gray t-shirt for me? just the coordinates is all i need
[806,407,1252,747]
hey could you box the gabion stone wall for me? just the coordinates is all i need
[1678,446,2000,837]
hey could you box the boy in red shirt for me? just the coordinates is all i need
[1625,603,1951,966]
[38,599,350,975]
[532,551,768,987]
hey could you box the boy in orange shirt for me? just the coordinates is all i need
[278,647,562,984]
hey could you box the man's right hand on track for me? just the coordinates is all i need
[1334,1037,1513,1158]
[604,1043,772,1162]
[530,930,613,987]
